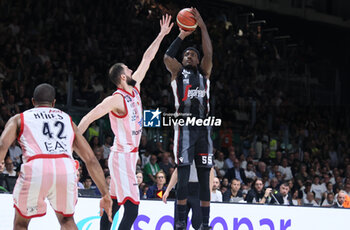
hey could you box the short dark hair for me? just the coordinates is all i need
[33,83,55,103]
[231,178,241,184]
[109,63,125,86]
[183,47,201,60]
[281,182,289,187]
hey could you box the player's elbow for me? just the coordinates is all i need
[142,52,154,63]
[84,154,99,167]
[163,54,172,63]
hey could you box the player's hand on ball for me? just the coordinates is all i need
[179,28,194,39]
[160,14,174,36]
[192,8,205,28]
[100,195,113,223]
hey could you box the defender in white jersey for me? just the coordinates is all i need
[0,83,112,230]
[78,15,173,230]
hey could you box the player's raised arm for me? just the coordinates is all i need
[164,29,194,81]
[78,94,125,134]
[132,14,173,90]
[72,123,113,222]
[192,8,213,78]
[0,115,20,162]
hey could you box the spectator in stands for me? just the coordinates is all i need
[220,178,229,194]
[83,177,93,189]
[268,164,279,179]
[0,160,8,193]
[158,152,174,177]
[77,169,84,189]
[324,182,334,198]
[89,136,101,151]
[8,141,21,167]
[86,121,99,142]
[143,154,160,185]
[291,189,302,206]
[244,161,257,179]
[333,190,346,208]
[3,156,16,176]
[268,178,280,191]
[295,164,310,183]
[275,171,284,185]
[269,182,293,205]
[304,192,319,206]
[139,135,151,157]
[102,136,113,159]
[223,178,243,203]
[94,146,104,162]
[344,183,350,196]
[311,175,327,203]
[322,192,335,207]
[214,150,226,178]
[224,149,236,170]
[301,181,313,203]
[225,158,246,184]
[246,178,271,204]
[211,177,223,202]
[146,171,167,199]
[278,158,293,181]
[105,173,111,187]
[136,171,145,199]
[255,161,267,178]
[140,149,151,169]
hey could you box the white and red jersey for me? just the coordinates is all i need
[17,107,75,163]
[109,87,143,153]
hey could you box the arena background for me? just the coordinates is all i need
[1,0,350,229]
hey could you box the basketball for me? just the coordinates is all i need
[176,8,197,31]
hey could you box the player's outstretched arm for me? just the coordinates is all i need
[72,123,113,222]
[0,115,20,162]
[133,14,173,90]
[163,167,178,204]
[192,8,213,78]
[78,94,124,134]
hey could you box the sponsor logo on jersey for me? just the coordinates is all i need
[182,85,206,101]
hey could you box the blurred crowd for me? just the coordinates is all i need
[0,0,349,208]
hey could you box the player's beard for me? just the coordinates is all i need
[126,76,137,87]
[184,64,198,72]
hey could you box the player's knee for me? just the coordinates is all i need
[58,216,77,229]
[13,213,30,229]
[14,220,29,229]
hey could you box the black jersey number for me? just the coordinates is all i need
[42,121,66,139]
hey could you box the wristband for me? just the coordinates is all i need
[165,37,183,58]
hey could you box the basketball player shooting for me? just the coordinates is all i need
[164,8,213,230]
[0,83,112,230]
[78,14,173,230]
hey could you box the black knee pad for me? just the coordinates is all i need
[196,167,211,201]
[176,165,191,200]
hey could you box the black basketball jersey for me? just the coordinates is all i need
[171,67,210,119]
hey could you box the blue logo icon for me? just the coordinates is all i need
[143,108,161,127]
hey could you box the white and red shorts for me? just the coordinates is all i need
[108,151,140,205]
[13,155,77,218]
